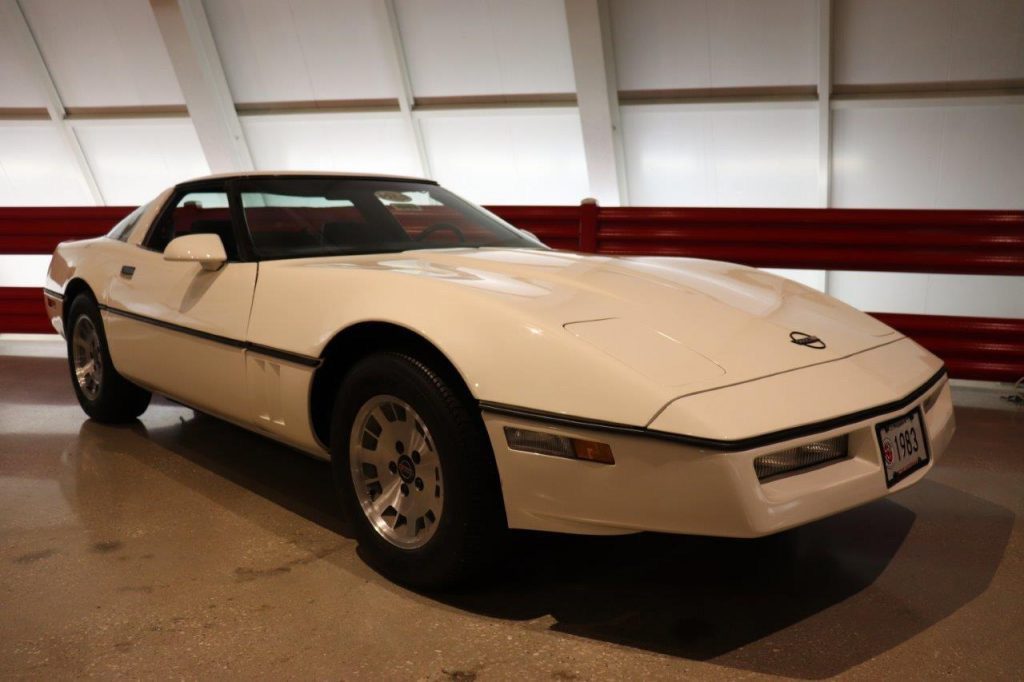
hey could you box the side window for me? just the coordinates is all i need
[107,203,149,242]
[145,190,238,260]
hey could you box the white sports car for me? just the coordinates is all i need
[44,172,955,586]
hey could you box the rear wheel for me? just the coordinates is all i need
[330,352,505,588]
[66,295,151,423]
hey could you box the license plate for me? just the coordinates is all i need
[875,407,931,487]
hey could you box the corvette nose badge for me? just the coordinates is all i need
[790,331,826,349]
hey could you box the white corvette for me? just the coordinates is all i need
[45,172,955,586]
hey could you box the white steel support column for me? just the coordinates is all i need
[817,0,833,295]
[380,0,432,178]
[817,0,833,208]
[3,0,105,204]
[149,0,253,173]
[565,0,628,206]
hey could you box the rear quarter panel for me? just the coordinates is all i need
[46,190,168,331]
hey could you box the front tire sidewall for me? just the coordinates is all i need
[66,295,150,423]
[330,353,501,588]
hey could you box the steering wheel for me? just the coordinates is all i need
[415,222,466,243]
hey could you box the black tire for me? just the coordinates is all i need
[66,294,151,423]
[330,352,506,588]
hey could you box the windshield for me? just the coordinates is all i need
[238,178,544,260]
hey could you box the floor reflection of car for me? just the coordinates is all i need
[44,172,955,587]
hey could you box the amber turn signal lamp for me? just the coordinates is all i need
[571,438,615,464]
[503,427,615,465]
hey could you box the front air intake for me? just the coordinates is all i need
[754,435,849,482]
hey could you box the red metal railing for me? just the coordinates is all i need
[2,203,1022,381]
[871,313,1024,383]
[0,207,134,255]
[492,204,1024,276]
[0,287,52,334]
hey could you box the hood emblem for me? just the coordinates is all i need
[790,331,826,349]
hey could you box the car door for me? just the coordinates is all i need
[103,181,258,424]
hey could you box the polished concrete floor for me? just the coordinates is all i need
[1,337,1022,680]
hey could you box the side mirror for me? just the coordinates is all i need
[163,233,227,271]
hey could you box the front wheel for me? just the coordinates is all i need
[330,352,505,588]
[66,295,151,423]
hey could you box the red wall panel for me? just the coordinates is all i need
[486,205,581,251]
[871,313,1024,383]
[490,205,1024,276]
[4,204,1022,275]
[0,287,56,334]
[2,204,1022,382]
[0,207,134,255]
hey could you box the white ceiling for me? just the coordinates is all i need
[396,0,576,97]
[834,0,1024,85]
[20,0,184,108]
[0,11,45,108]
[205,0,400,104]
[611,0,818,91]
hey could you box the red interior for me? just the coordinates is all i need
[168,205,495,244]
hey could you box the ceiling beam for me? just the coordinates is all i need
[379,0,432,178]
[564,0,628,206]
[3,0,105,204]
[149,0,253,173]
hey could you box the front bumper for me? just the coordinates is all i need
[483,371,955,538]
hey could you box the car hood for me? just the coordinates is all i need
[295,248,899,394]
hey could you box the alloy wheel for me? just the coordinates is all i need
[72,315,103,401]
[350,395,444,549]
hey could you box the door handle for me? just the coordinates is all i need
[120,265,136,279]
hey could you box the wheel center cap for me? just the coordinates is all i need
[396,455,415,483]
